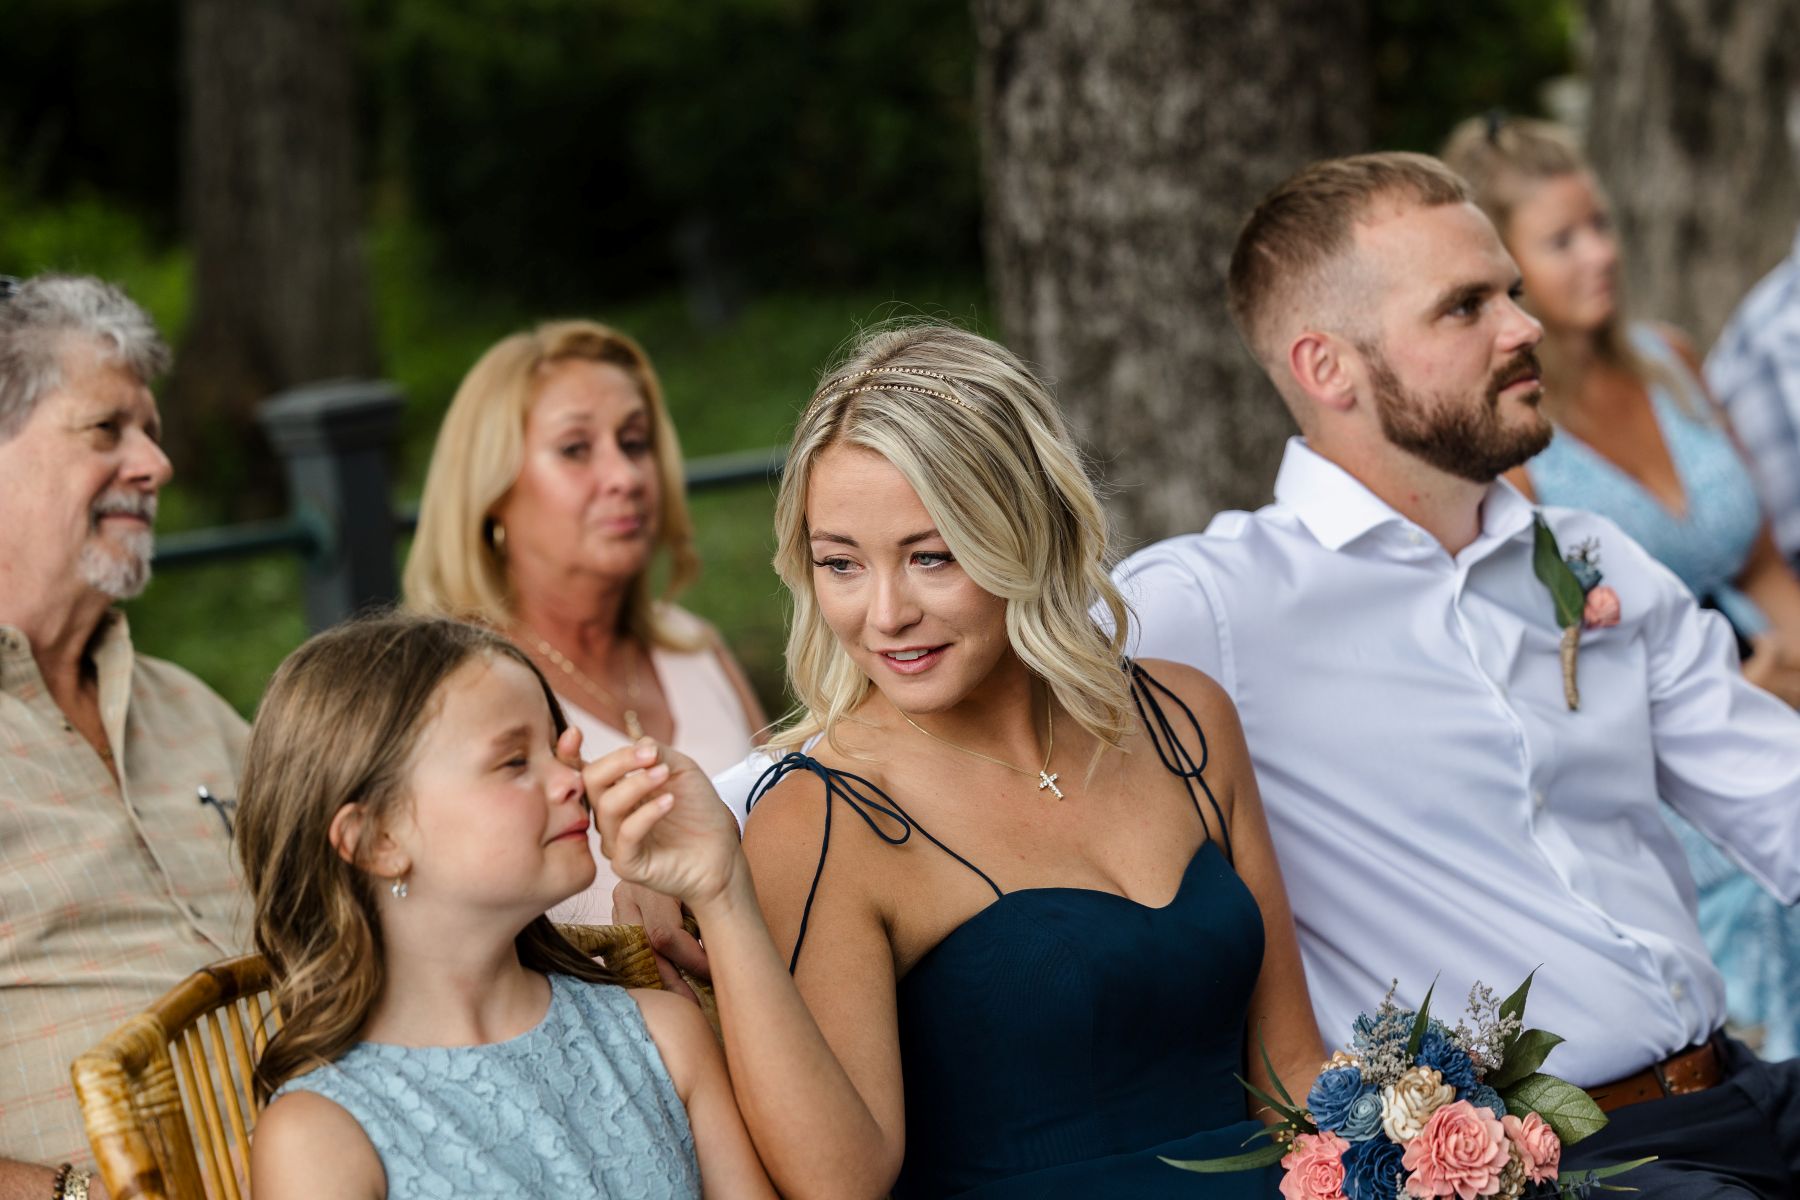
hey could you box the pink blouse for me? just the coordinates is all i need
[548,610,757,922]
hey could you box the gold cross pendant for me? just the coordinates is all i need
[1037,771,1064,800]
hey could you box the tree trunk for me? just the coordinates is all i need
[173,0,378,513]
[1586,0,1799,350]
[974,0,1370,546]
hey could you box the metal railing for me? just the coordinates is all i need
[152,380,785,631]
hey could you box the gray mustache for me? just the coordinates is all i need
[91,493,158,522]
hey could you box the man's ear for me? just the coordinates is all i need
[329,802,408,879]
[1286,330,1359,415]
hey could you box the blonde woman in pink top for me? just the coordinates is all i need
[404,320,766,917]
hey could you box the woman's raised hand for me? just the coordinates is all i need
[585,739,744,910]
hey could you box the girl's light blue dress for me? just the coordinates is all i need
[1526,324,1800,1059]
[275,973,702,1197]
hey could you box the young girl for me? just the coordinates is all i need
[237,613,773,1199]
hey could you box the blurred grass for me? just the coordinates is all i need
[0,198,985,715]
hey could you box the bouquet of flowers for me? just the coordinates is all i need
[1166,973,1652,1199]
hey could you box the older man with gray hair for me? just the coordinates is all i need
[0,275,247,1200]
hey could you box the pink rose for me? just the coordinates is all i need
[1280,1130,1350,1200]
[1583,585,1621,629]
[1401,1100,1510,1200]
[1503,1112,1562,1184]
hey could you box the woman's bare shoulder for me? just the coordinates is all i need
[1129,657,1238,724]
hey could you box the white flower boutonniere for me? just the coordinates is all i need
[1532,515,1621,711]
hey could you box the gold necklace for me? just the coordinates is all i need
[527,633,646,740]
[896,696,1063,799]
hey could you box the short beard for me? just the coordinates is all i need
[80,493,157,600]
[1364,343,1553,483]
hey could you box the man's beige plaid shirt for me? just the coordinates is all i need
[0,612,247,1166]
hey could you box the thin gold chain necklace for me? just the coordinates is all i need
[895,696,1063,799]
[526,633,646,741]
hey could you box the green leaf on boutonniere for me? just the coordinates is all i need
[1501,1072,1609,1145]
[1533,516,1586,631]
[1162,1141,1289,1173]
[1487,1028,1564,1089]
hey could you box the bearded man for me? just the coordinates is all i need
[1115,154,1800,1197]
[0,275,247,1198]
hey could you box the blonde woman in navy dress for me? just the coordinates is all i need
[583,323,1323,1199]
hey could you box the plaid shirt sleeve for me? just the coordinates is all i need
[0,613,248,1167]
[1707,234,1800,562]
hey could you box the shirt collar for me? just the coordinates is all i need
[1271,436,1537,556]
[0,610,131,692]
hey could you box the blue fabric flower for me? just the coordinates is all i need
[1341,1136,1405,1200]
[1416,1027,1477,1091]
[1461,1082,1507,1119]
[1337,1090,1385,1142]
[1306,1066,1370,1132]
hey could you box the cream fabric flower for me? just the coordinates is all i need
[1379,1065,1454,1142]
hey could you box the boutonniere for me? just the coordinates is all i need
[1531,515,1621,710]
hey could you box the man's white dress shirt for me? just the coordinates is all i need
[1115,438,1800,1086]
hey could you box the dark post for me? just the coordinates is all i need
[258,380,405,630]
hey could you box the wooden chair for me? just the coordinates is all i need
[70,924,700,1200]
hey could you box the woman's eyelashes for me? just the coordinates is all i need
[811,551,954,575]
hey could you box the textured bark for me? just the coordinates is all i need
[173,0,377,509]
[975,0,1370,545]
[1586,0,1800,350]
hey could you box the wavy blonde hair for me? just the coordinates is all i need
[768,321,1132,758]
[403,319,701,649]
[1440,116,1704,419]
[237,612,616,1103]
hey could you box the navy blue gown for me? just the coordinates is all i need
[749,664,1282,1198]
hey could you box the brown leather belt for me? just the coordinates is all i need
[1585,1034,1726,1113]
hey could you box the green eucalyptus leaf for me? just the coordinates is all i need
[1497,970,1537,1037]
[1405,978,1437,1059]
[1234,1073,1310,1130]
[1255,1023,1297,1109]
[1488,1028,1564,1089]
[1162,1141,1289,1173]
[1561,1154,1657,1193]
[1501,1072,1609,1145]
[1585,1156,1657,1179]
[1533,517,1586,630]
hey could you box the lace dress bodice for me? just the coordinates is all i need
[274,974,700,1198]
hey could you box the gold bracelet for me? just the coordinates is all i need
[54,1166,92,1200]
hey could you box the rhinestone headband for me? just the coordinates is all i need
[809,366,973,412]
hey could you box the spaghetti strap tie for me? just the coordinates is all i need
[747,753,1003,974]
[1128,660,1235,866]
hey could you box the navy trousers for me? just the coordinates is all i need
[1562,1039,1800,1197]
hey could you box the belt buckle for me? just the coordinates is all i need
[1653,1040,1712,1097]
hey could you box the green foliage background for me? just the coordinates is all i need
[0,0,1574,716]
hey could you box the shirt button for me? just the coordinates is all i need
[1670,981,1686,1002]
[1532,788,1547,810]
[1407,530,1424,546]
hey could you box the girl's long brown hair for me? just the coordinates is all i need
[237,611,617,1101]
